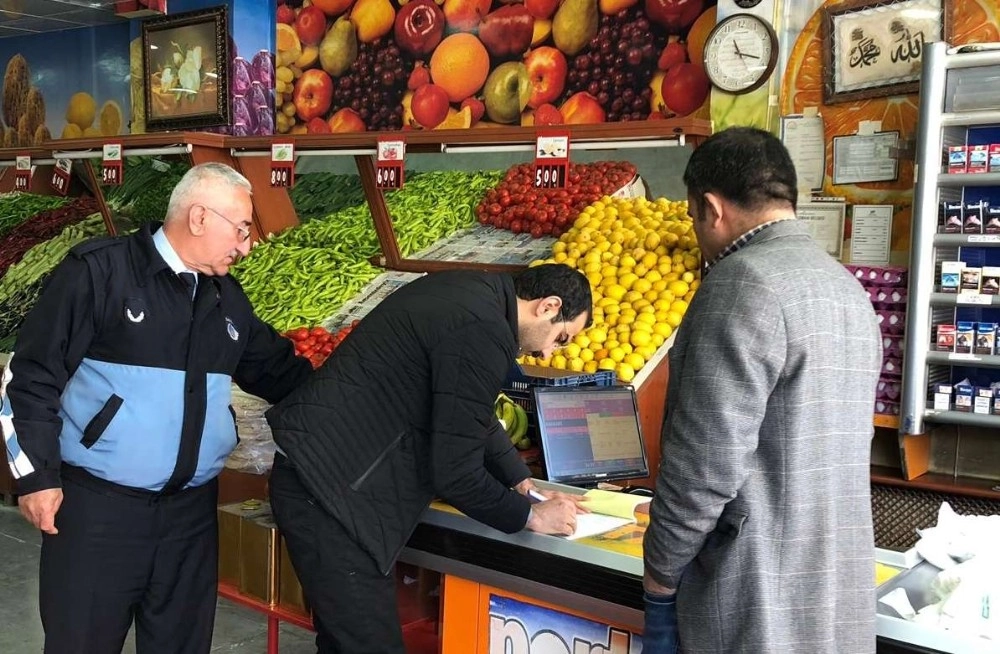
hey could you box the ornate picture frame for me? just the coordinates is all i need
[141,6,230,131]
[822,0,949,104]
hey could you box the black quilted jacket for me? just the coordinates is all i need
[267,270,533,574]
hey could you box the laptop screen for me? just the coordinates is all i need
[534,385,649,486]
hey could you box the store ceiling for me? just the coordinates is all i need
[0,0,127,39]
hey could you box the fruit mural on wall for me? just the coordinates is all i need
[274,0,716,133]
[0,24,131,146]
[780,0,999,255]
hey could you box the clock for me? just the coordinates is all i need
[702,13,779,95]
[734,0,763,8]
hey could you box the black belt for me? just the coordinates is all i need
[61,463,216,501]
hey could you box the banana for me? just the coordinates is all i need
[514,436,532,450]
[510,403,529,440]
[500,401,517,439]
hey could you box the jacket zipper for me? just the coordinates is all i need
[349,432,403,491]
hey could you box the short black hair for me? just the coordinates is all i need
[513,264,593,327]
[683,127,798,214]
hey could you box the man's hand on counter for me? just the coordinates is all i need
[514,478,590,511]
[525,497,581,536]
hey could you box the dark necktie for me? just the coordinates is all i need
[178,272,196,300]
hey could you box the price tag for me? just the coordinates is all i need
[101,142,123,186]
[948,353,980,361]
[957,293,993,305]
[534,132,569,189]
[270,143,295,188]
[376,138,405,190]
[13,155,31,192]
[968,234,1000,243]
[50,158,72,196]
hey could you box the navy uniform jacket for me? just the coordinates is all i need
[2,223,311,495]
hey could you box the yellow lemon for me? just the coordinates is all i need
[665,311,684,328]
[630,331,652,348]
[579,348,595,363]
[99,100,123,136]
[636,312,657,326]
[605,284,627,301]
[668,280,690,297]
[563,343,581,358]
[632,278,652,294]
[652,333,666,347]
[568,357,585,372]
[597,358,617,371]
[60,123,83,139]
[609,347,626,363]
[584,360,599,373]
[66,92,97,129]
[551,354,567,369]
[654,323,673,338]
[670,299,689,315]
[636,344,658,360]
[615,363,635,383]
[574,333,591,349]
[625,353,645,370]
[588,327,608,344]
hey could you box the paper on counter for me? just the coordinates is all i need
[580,489,651,520]
[564,513,635,541]
[879,587,917,620]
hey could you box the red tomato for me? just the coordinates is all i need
[289,327,310,341]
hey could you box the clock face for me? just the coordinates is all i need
[703,14,778,94]
[734,0,762,7]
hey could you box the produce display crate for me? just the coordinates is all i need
[502,364,617,440]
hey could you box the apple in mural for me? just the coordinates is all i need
[645,0,703,33]
[328,107,367,132]
[524,0,559,19]
[306,117,331,133]
[560,91,605,124]
[525,46,567,109]
[276,4,296,25]
[293,69,334,121]
[442,0,491,32]
[478,5,534,59]
[295,6,327,46]
[534,103,563,125]
[411,83,450,128]
[394,0,446,57]
[483,61,531,124]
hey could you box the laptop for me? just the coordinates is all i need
[533,385,649,487]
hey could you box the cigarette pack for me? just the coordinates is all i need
[940,201,964,234]
[968,144,989,173]
[940,261,963,293]
[948,146,968,174]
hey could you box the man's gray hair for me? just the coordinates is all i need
[165,162,252,222]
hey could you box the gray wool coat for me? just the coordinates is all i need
[644,220,882,653]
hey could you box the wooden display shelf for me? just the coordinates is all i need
[870,464,1000,499]
[874,414,900,429]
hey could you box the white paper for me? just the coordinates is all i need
[833,131,899,184]
[781,114,826,192]
[797,200,846,259]
[851,204,893,264]
[879,587,918,620]
[562,513,634,541]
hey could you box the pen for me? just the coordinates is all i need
[528,489,546,503]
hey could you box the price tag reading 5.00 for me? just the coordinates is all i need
[535,164,566,189]
[102,142,123,187]
[271,143,295,188]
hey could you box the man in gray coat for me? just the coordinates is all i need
[642,127,882,653]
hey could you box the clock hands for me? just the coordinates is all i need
[732,40,760,60]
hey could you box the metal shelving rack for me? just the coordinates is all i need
[900,42,1000,486]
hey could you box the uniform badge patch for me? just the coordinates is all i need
[226,317,239,341]
[124,298,147,324]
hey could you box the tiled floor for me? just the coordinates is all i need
[0,504,321,653]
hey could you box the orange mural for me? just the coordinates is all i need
[780,0,1000,254]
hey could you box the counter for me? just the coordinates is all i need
[401,487,983,654]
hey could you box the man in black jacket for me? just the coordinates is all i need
[2,163,312,654]
[267,263,592,653]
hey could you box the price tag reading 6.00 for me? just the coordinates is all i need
[376,138,405,190]
[50,158,72,196]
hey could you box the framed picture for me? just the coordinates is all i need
[822,0,949,104]
[142,6,230,131]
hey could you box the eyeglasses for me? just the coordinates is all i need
[555,319,570,348]
[202,205,251,242]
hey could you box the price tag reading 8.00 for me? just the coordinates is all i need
[271,143,295,188]
[50,158,72,196]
